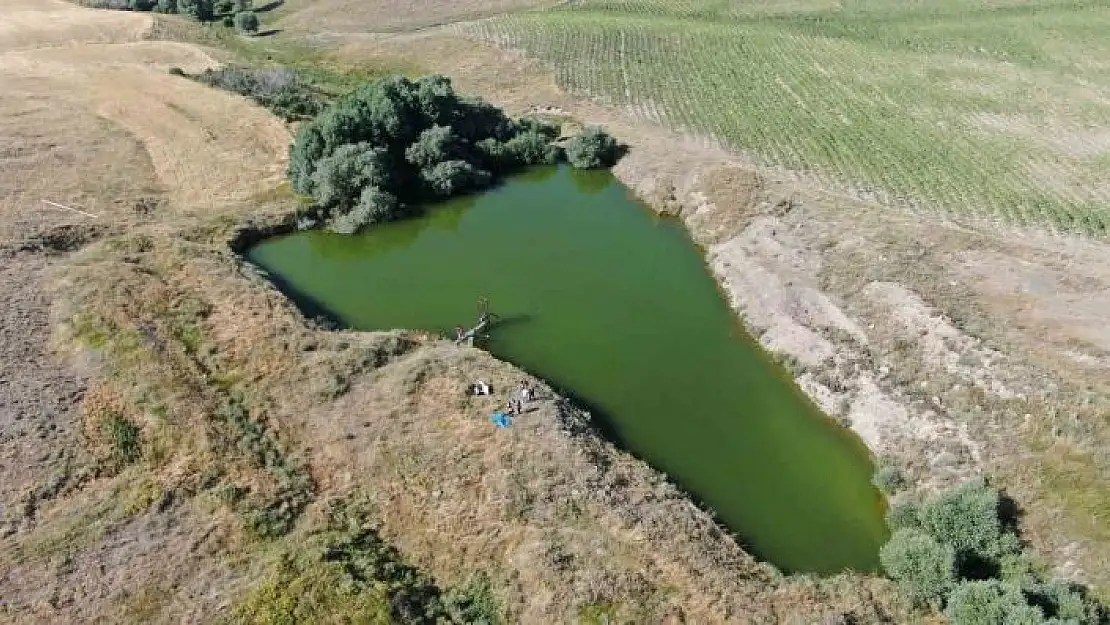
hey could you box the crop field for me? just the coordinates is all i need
[461,0,1110,233]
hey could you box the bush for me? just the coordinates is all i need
[945,580,1042,625]
[1026,581,1105,624]
[879,528,956,606]
[872,463,906,495]
[130,0,156,10]
[194,67,323,121]
[153,0,176,12]
[442,572,503,625]
[917,479,1019,575]
[564,127,620,169]
[102,413,142,468]
[215,0,233,12]
[880,479,1109,623]
[234,10,259,34]
[178,0,214,21]
[235,0,251,10]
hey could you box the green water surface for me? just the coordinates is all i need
[247,166,887,573]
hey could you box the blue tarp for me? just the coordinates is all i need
[490,412,512,429]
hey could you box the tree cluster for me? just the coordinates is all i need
[879,478,1106,624]
[92,0,254,27]
[288,74,621,234]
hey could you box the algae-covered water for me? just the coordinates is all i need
[247,165,887,574]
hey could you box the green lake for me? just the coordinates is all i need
[247,165,888,574]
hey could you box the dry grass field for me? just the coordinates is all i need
[0,1,914,623]
[4,0,1110,621]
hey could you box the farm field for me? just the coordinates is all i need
[461,0,1110,232]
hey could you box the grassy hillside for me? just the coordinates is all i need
[462,0,1110,232]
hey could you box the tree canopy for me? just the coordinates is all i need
[288,74,621,234]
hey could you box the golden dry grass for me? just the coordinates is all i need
[0,0,290,232]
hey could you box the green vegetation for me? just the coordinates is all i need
[288,74,621,234]
[227,496,502,624]
[188,66,324,121]
[234,10,259,34]
[211,394,315,539]
[878,478,1107,623]
[564,127,621,169]
[465,0,1110,233]
[102,412,143,469]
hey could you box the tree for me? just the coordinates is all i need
[330,186,398,234]
[130,0,156,10]
[879,528,957,606]
[564,127,620,169]
[420,160,490,197]
[405,125,465,170]
[235,0,251,10]
[310,143,392,211]
[178,0,214,21]
[215,0,233,13]
[153,0,177,13]
[945,580,1043,625]
[234,10,260,34]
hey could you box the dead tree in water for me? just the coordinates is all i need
[455,297,498,346]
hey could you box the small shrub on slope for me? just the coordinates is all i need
[564,127,620,169]
[879,527,956,606]
[945,580,1043,625]
[234,10,259,34]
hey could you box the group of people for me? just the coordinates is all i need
[505,380,535,415]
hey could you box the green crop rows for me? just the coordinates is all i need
[461,0,1110,233]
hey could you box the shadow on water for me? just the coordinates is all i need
[262,269,347,330]
[543,379,773,566]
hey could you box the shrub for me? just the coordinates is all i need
[194,67,323,122]
[153,0,177,12]
[222,14,234,26]
[215,0,233,13]
[442,572,503,625]
[872,463,906,495]
[234,0,251,10]
[102,412,142,468]
[178,0,214,21]
[1026,581,1105,624]
[879,527,956,606]
[130,0,156,10]
[234,10,259,34]
[564,127,620,169]
[945,580,1043,625]
[917,479,1019,576]
[168,66,185,77]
